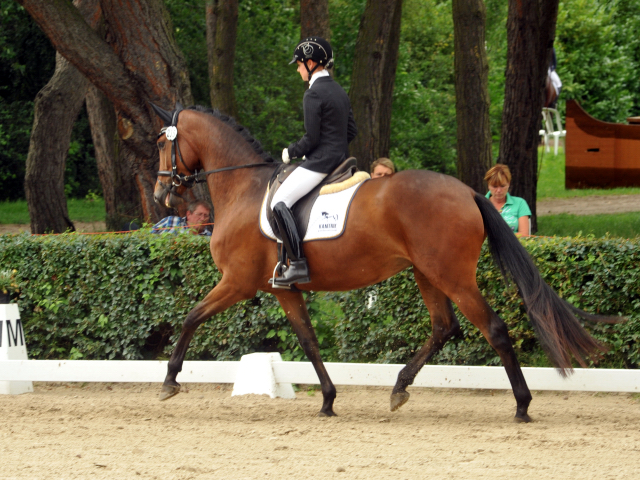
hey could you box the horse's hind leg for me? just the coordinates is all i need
[275,290,337,417]
[453,286,533,423]
[160,279,249,401]
[390,269,461,412]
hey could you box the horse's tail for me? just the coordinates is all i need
[473,192,621,375]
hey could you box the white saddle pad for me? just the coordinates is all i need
[260,180,368,242]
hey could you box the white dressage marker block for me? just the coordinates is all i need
[0,304,33,395]
[232,352,296,399]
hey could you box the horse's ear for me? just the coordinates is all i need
[150,102,173,127]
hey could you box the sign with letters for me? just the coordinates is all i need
[0,303,33,395]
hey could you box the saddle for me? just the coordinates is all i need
[266,157,365,239]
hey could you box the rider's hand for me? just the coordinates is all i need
[282,147,290,164]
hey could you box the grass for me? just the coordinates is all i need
[536,148,640,238]
[537,148,640,199]
[0,198,106,224]
[537,212,640,239]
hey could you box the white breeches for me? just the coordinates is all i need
[270,167,327,209]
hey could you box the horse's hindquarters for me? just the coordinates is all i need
[300,171,484,293]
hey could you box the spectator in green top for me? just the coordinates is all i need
[484,164,531,237]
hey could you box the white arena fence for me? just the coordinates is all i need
[1,356,639,394]
[1,304,639,396]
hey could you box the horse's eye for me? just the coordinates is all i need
[158,142,165,150]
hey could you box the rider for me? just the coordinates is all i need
[270,37,358,286]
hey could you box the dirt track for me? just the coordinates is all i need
[1,383,639,479]
[537,194,640,217]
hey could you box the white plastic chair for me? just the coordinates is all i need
[539,107,566,155]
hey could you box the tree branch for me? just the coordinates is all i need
[17,0,145,122]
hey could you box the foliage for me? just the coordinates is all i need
[390,0,457,174]
[485,0,509,151]
[0,98,33,201]
[0,1,54,201]
[64,108,102,199]
[0,268,18,294]
[164,0,209,105]
[0,1,100,201]
[3,0,640,202]
[1,233,638,370]
[328,0,366,89]
[333,236,640,369]
[232,0,304,156]
[555,0,639,122]
[0,1,55,102]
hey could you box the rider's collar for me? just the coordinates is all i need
[309,69,330,88]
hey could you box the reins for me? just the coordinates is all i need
[157,158,273,188]
[156,109,273,189]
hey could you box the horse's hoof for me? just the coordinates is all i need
[514,413,532,423]
[390,391,410,412]
[159,384,181,401]
[318,409,337,417]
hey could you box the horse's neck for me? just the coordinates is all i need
[204,155,273,221]
[191,114,274,221]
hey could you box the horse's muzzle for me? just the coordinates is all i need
[154,181,184,209]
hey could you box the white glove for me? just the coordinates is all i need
[282,147,290,164]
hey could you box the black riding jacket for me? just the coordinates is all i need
[287,76,358,174]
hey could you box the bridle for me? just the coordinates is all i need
[156,108,273,191]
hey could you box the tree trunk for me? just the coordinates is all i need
[206,0,238,118]
[23,0,102,234]
[86,85,142,231]
[300,0,330,40]
[24,51,87,234]
[452,0,492,193]
[498,0,559,232]
[348,0,404,172]
[18,0,193,223]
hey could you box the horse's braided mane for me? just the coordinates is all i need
[188,105,276,163]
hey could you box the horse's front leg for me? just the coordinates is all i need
[276,290,337,416]
[160,279,249,401]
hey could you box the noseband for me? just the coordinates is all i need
[156,109,272,192]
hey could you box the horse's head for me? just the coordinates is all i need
[151,102,202,209]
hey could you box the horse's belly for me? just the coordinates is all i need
[302,246,411,292]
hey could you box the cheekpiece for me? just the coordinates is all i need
[165,125,178,141]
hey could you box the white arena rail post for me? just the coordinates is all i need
[0,303,33,395]
[232,352,296,399]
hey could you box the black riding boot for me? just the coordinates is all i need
[271,202,310,285]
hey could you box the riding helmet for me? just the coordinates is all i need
[289,37,334,68]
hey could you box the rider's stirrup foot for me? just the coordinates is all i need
[272,259,310,286]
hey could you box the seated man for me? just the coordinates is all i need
[371,157,395,178]
[152,200,212,236]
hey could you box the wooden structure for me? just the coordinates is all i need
[565,100,640,188]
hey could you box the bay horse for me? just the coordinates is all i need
[151,103,618,423]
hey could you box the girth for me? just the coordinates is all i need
[266,157,359,239]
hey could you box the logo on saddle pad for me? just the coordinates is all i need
[319,212,339,231]
[260,182,366,242]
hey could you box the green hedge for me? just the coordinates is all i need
[0,232,638,368]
